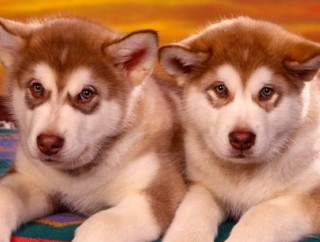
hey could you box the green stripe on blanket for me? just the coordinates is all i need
[14,214,82,241]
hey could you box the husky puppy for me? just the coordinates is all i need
[159,17,320,242]
[0,17,185,242]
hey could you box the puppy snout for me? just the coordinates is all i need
[228,131,256,151]
[37,134,64,156]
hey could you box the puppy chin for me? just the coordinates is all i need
[29,145,95,170]
[214,146,267,165]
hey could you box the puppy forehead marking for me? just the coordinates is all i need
[243,49,249,62]
[65,68,94,95]
[215,64,242,91]
[34,63,57,91]
[246,66,274,92]
[60,47,69,65]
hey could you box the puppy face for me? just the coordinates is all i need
[0,17,158,170]
[183,64,306,164]
[160,17,320,164]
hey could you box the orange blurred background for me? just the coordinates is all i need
[0,0,320,95]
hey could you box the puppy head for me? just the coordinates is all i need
[159,17,320,164]
[0,17,158,170]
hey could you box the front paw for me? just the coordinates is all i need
[0,238,10,242]
[0,225,12,242]
[224,228,261,242]
[225,237,253,242]
[72,218,111,242]
[72,213,126,242]
[0,237,10,242]
[0,216,17,242]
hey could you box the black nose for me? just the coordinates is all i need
[228,131,256,151]
[37,134,64,156]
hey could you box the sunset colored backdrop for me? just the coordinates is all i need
[0,0,320,94]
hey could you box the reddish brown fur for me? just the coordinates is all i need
[146,165,186,233]
[178,17,320,88]
[304,188,320,233]
[137,77,186,232]
[6,17,131,107]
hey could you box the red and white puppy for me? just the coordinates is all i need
[0,17,185,242]
[159,17,320,242]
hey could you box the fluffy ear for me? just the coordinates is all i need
[0,18,31,68]
[159,44,209,85]
[283,40,320,82]
[103,30,158,84]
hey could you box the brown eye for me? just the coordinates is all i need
[29,82,45,98]
[78,87,96,102]
[214,84,228,98]
[259,87,274,101]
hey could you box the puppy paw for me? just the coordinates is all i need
[0,226,12,242]
[72,212,130,242]
[0,238,10,242]
[0,218,16,242]
[0,239,10,242]
[72,222,105,242]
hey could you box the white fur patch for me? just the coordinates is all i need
[33,63,57,94]
[245,66,274,95]
[64,68,102,97]
[215,64,243,90]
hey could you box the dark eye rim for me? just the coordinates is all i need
[259,86,275,101]
[78,86,97,102]
[28,80,45,98]
[212,83,228,98]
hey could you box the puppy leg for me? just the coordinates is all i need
[72,193,162,242]
[225,195,314,242]
[162,184,225,242]
[0,173,53,242]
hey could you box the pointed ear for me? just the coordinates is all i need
[159,44,209,85]
[283,40,320,82]
[0,18,31,68]
[103,30,158,84]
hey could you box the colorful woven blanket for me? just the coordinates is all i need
[0,129,319,242]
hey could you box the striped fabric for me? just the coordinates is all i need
[0,129,18,174]
[0,129,81,242]
[13,214,83,242]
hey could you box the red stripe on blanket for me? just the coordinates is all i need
[11,236,65,242]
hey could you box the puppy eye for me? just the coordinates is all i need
[78,87,96,102]
[214,84,228,98]
[29,82,45,98]
[259,87,274,101]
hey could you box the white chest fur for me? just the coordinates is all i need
[185,129,320,217]
[15,147,160,215]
